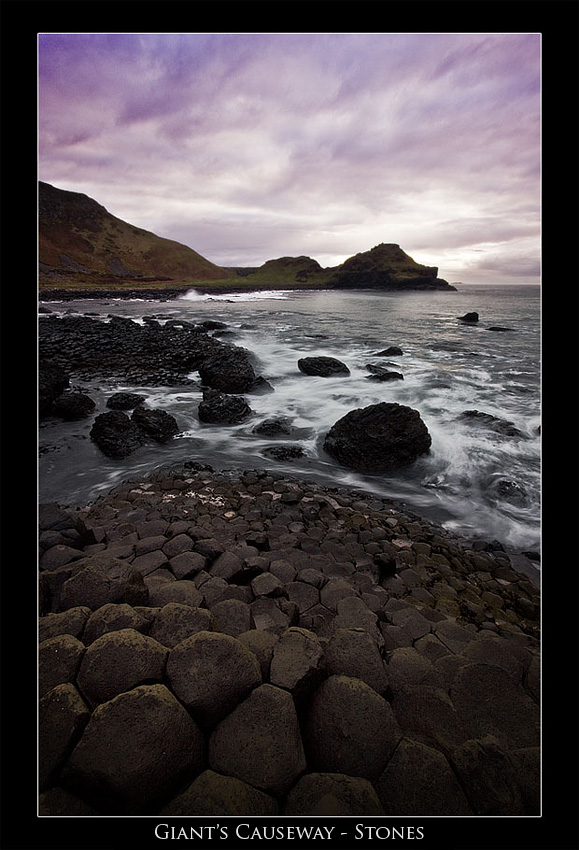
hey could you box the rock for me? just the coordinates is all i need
[106,392,146,410]
[237,630,279,679]
[52,391,96,420]
[365,365,404,381]
[198,388,252,424]
[252,417,294,438]
[39,607,92,643]
[449,735,525,815]
[323,628,389,694]
[262,445,306,461]
[208,683,307,794]
[39,786,99,816]
[323,402,431,472]
[90,410,145,458]
[198,346,260,393]
[450,662,539,749]
[82,603,150,644]
[459,312,479,323]
[39,634,86,697]
[76,628,168,708]
[391,684,469,752]
[39,683,91,791]
[148,603,216,647]
[61,684,204,814]
[57,553,148,612]
[376,738,472,815]
[160,769,278,815]
[209,598,254,636]
[297,356,350,377]
[39,363,70,416]
[458,409,523,438]
[375,346,403,356]
[166,631,261,726]
[305,675,402,782]
[284,772,385,815]
[147,579,204,608]
[131,405,180,442]
[269,627,325,695]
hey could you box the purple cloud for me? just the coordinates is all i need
[38,32,540,282]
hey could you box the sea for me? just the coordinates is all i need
[38,284,541,555]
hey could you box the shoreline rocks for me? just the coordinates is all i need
[38,465,540,817]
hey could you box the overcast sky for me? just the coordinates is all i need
[38,32,541,284]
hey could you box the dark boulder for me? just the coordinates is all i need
[131,406,180,443]
[323,402,431,472]
[106,392,147,410]
[298,356,350,377]
[198,347,259,394]
[52,391,96,421]
[375,346,403,356]
[262,445,306,462]
[39,364,70,416]
[198,388,252,424]
[365,365,404,382]
[90,411,145,458]
[252,417,294,438]
[458,312,479,323]
[458,410,523,438]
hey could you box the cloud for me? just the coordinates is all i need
[38,32,541,282]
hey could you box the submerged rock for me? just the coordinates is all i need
[458,312,479,323]
[323,402,431,472]
[198,388,253,424]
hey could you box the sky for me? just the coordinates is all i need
[38,32,541,284]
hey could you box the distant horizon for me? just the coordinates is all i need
[38,34,540,285]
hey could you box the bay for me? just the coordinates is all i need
[38,284,540,553]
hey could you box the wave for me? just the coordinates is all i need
[179,289,292,303]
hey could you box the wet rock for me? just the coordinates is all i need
[52,391,96,420]
[323,402,431,472]
[262,445,306,461]
[458,409,523,438]
[459,312,479,323]
[131,405,180,442]
[166,631,261,726]
[284,772,385,815]
[39,363,70,416]
[198,346,260,394]
[375,346,403,356]
[90,410,145,458]
[365,364,404,381]
[252,417,294,438]
[298,356,350,377]
[106,392,147,410]
[208,683,307,794]
[61,684,204,814]
[198,388,252,424]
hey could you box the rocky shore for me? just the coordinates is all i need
[39,464,540,817]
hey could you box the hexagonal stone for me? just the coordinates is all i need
[58,553,148,612]
[76,628,168,708]
[376,738,472,815]
[209,598,254,637]
[269,627,325,695]
[160,769,278,815]
[305,675,402,782]
[39,683,91,791]
[166,631,261,726]
[323,628,389,694]
[237,630,279,680]
[209,684,306,795]
[39,634,86,698]
[148,603,216,648]
[82,603,150,645]
[449,735,525,815]
[38,607,91,643]
[147,580,204,608]
[62,684,204,814]
[284,772,384,816]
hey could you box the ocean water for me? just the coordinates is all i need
[38,284,540,552]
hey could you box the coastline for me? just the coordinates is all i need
[39,463,539,816]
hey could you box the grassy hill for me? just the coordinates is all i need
[38,182,455,295]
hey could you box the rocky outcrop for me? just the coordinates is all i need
[323,402,432,472]
[329,244,456,292]
[38,466,540,817]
